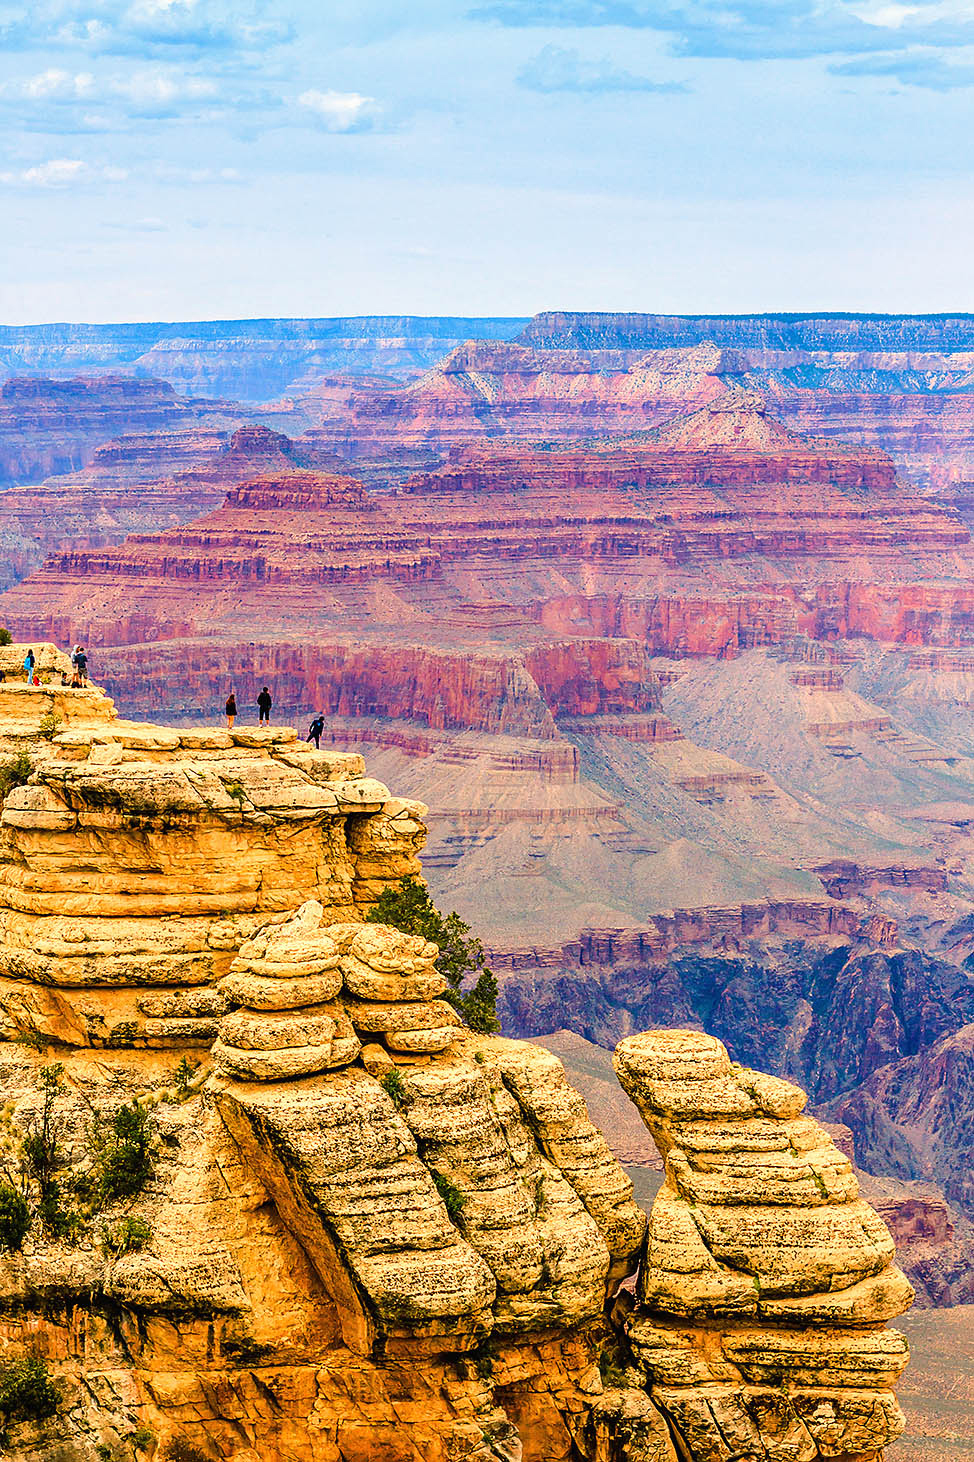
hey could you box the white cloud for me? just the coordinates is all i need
[19,68,96,99]
[0,157,128,187]
[298,88,379,132]
[5,64,220,118]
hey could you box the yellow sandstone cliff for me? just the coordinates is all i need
[0,649,911,1462]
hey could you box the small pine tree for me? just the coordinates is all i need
[173,1057,199,1096]
[0,628,11,647]
[96,1102,156,1203]
[366,877,500,1034]
[0,1185,30,1251]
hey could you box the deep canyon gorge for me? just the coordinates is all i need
[3,311,974,1458]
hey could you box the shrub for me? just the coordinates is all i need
[95,1102,156,1203]
[432,1171,466,1221]
[20,1065,69,1236]
[100,1215,153,1258]
[0,1353,60,1436]
[0,749,32,804]
[0,1184,30,1252]
[366,877,500,1034]
[173,1057,200,1097]
[379,1067,407,1107]
[131,1427,156,1451]
[37,711,62,741]
[167,1441,209,1462]
[0,628,11,647]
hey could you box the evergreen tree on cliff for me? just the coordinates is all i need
[366,876,500,1033]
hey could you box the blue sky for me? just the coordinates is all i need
[1,0,973,320]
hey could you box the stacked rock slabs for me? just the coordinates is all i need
[611,1029,913,1462]
[0,681,427,1049]
[213,902,646,1355]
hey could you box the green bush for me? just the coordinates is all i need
[432,1171,466,1221]
[0,1353,60,1436]
[95,1102,156,1203]
[0,628,11,647]
[366,877,500,1034]
[37,711,63,741]
[173,1057,200,1096]
[0,1184,30,1252]
[20,1065,70,1237]
[100,1215,153,1258]
[0,749,32,803]
[379,1067,407,1107]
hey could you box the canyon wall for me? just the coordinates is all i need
[0,676,911,1461]
[519,311,974,352]
[0,375,224,487]
[0,424,337,591]
[0,317,527,399]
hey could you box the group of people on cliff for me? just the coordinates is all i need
[8,645,90,688]
[224,687,325,749]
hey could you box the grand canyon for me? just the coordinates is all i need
[3,311,974,1458]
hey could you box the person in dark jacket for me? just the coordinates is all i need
[306,713,325,749]
[75,647,88,686]
[225,691,237,729]
[257,686,272,724]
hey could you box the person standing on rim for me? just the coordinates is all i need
[23,648,35,682]
[257,685,272,725]
[225,690,237,729]
[306,712,325,749]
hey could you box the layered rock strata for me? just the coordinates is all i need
[0,422,332,593]
[611,1029,912,1462]
[0,374,222,486]
[0,685,911,1461]
[6,399,972,677]
[0,673,425,1049]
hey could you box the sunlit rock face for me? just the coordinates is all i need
[0,677,909,1462]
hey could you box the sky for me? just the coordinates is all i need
[1,0,974,321]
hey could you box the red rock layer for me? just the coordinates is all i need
[0,374,208,485]
[491,898,864,971]
[0,425,332,593]
[765,386,974,493]
[303,341,729,459]
[4,399,974,724]
[811,861,949,898]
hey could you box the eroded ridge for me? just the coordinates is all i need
[212,902,646,1360]
[0,674,912,1460]
[0,651,425,1047]
[610,1029,914,1462]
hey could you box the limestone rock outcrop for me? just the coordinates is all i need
[611,1030,912,1462]
[0,682,911,1461]
[0,672,425,1050]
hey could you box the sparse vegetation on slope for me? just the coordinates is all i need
[366,876,499,1033]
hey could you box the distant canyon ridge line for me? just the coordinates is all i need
[6,308,974,398]
[6,310,974,1303]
